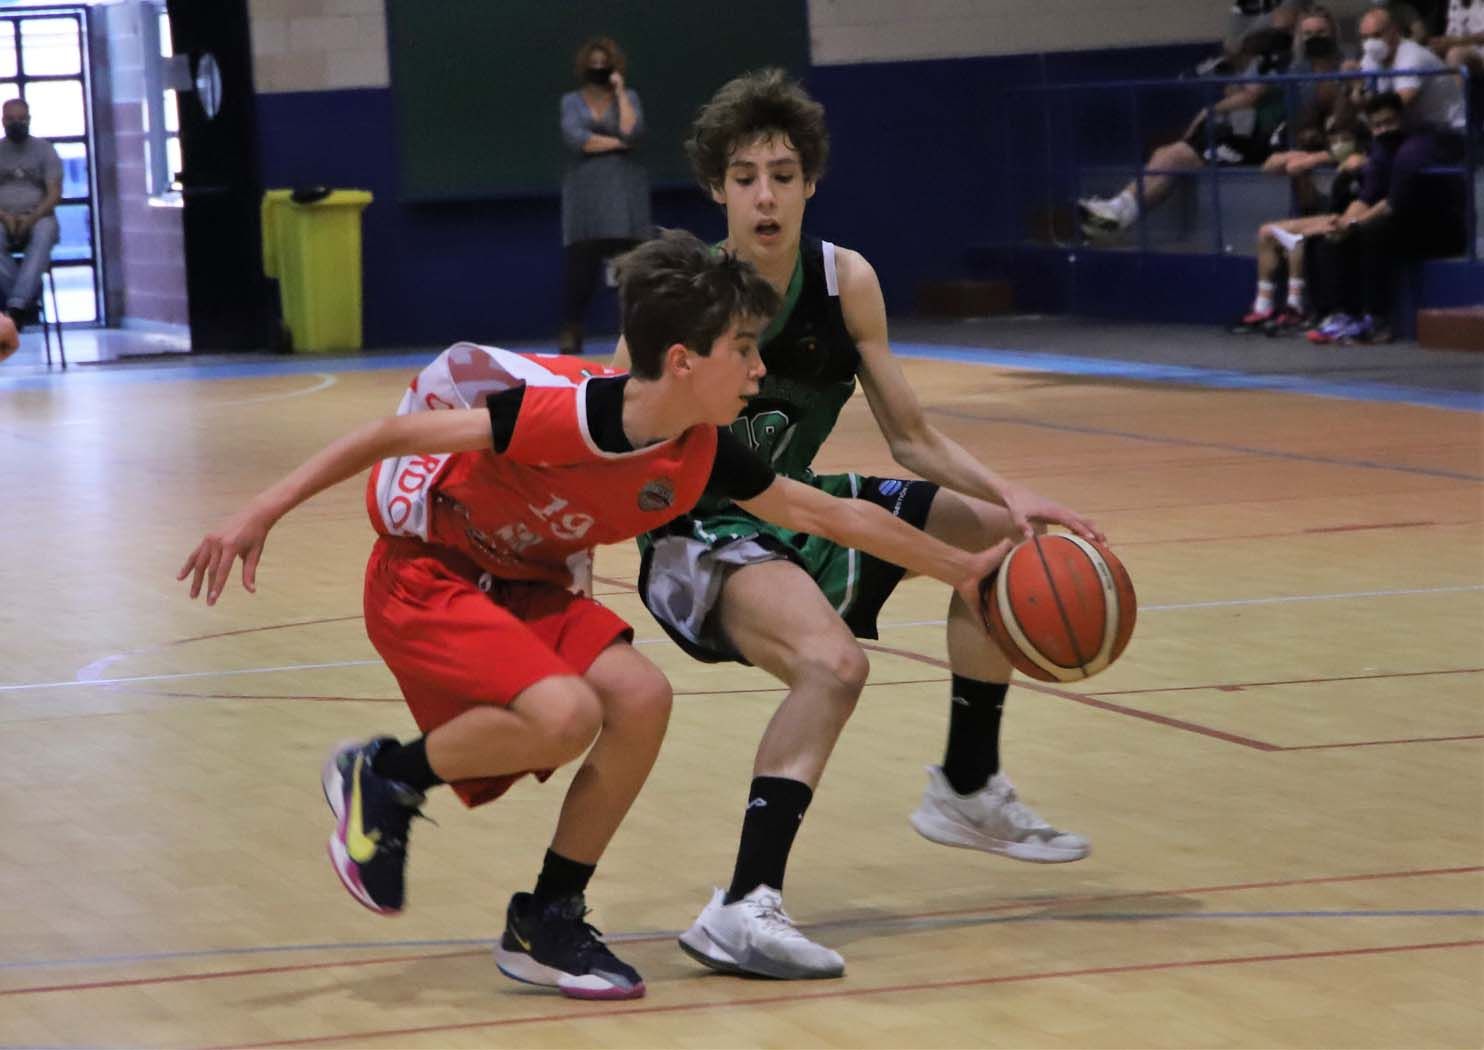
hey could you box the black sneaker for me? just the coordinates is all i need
[493,892,646,1000]
[321,737,425,915]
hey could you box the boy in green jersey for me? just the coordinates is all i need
[613,70,1105,980]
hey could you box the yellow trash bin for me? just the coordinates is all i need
[260,188,373,352]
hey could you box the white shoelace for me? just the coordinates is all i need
[744,892,808,940]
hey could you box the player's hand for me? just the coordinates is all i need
[998,481,1104,543]
[178,506,273,605]
[954,538,1013,615]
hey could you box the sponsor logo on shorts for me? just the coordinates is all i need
[638,477,676,512]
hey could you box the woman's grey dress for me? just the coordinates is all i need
[560,89,653,247]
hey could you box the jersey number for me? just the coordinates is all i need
[730,410,791,455]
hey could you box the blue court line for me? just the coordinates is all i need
[4,341,1480,415]
[2,909,1477,973]
[892,342,1484,414]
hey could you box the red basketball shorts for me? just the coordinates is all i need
[363,536,632,807]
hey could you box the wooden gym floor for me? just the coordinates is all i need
[2,322,1481,1048]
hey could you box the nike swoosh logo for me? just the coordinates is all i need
[345,753,381,864]
[511,928,533,952]
[951,695,969,707]
[746,797,768,810]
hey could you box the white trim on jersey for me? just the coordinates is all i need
[822,240,839,297]
[370,343,577,539]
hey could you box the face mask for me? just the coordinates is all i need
[3,121,27,141]
[1328,139,1356,162]
[1361,37,1390,64]
[1374,129,1404,150]
[1303,35,1338,61]
[584,66,613,86]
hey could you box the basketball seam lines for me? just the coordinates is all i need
[1032,535,1091,675]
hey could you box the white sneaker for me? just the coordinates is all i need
[678,886,845,979]
[910,766,1090,863]
[1077,196,1125,238]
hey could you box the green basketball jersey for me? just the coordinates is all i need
[684,237,858,522]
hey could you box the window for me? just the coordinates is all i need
[140,3,180,200]
[0,5,99,324]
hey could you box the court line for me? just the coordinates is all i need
[52,373,340,426]
[1279,734,1484,751]
[8,340,1477,416]
[895,342,1484,414]
[195,940,1484,1049]
[5,911,1481,1001]
[0,660,381,694]
[1090,667,1484,696]
[930,404,1484,481]
[14,582,1469,698]
[5,864,1474,974]
[857,639,1281,750]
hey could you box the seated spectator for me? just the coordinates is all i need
[0,98,61,332]
[1261,14,1356,212]
[1079,10,1299,238]
[1235,113,1369,333]
[1431,0,1484,76]
[1302,90,1467,343]
[1358,6,1467,155]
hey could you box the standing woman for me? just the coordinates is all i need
[558,37,652,355]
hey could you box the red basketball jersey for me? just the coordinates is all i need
[366,344,716,588]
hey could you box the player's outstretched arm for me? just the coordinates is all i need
[737,476,1010,611]
[178,409,494,606]
[839,247,1103,544]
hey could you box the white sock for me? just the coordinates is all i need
[1286,278,1305,312]
[1253,280,1275,315]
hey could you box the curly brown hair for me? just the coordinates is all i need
[686,68,828,190]
[573,36,626,83]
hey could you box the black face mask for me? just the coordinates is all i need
[584,66,613,87]
[1374,129,1405,150]
[3,121,28,142]
[1303,35,1338,61]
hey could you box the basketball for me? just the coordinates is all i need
[981,534,1137,682]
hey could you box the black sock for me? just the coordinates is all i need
[724,776,813,904]
[371,737,444,793]
[533,848,596,905]
[942,675,1008,795]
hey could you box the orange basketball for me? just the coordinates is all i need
[981,534,1137,683]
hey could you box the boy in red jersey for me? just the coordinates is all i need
[179,230,1008,1001]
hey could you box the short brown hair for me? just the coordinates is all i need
[615,230,779,380]
[686,68,828,190]
[573,36,626,83]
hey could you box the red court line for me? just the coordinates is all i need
[1113,521,1475,547]
[859,641,1278,751]
[200,939,1484,1050]
[1304,520,1438,534]
[0,950,484,999]
[1280,733,1484,752]
[1091,667,1484,697]
[163,616,363,647]
[11,866,1476,1002]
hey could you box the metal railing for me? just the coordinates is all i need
[1006,65,1476,262]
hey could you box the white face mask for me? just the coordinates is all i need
[1362,37,1390,64]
